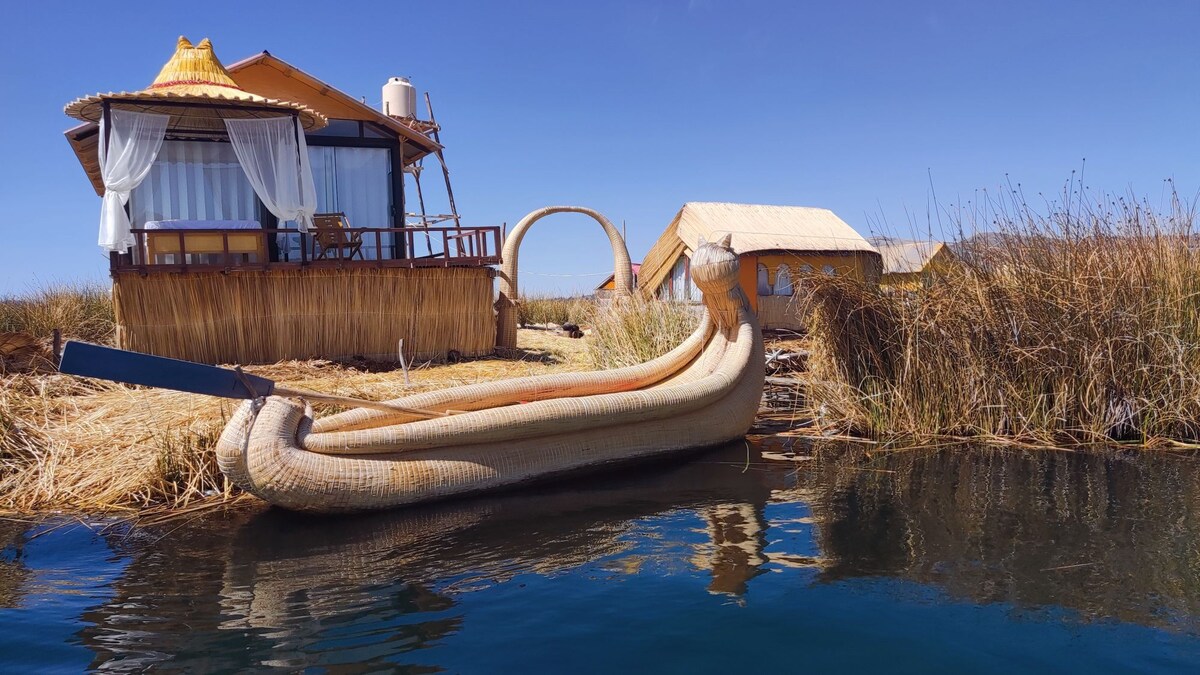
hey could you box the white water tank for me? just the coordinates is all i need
[382,76,417,118]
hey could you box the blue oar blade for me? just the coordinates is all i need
[59,341,276,400]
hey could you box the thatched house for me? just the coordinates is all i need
[638,203,880,330]
[63,37,499,364]
[869,237,955,289]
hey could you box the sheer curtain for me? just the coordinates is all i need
[308,146,392,259]
[774,264,793,296]
[224,116,317,231]
[98,109,169,251]
[129,141,258,227]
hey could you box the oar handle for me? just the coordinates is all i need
[272,386,451,418]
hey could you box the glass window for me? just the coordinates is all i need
[130,140,259,228]
[293,146,393,260]
[775,264,793,296]
[756,263,772,296]
[822,264,836,276]
[799,264,813,274]
[363,122,391,138]
[669,256,691,301]
[308,119,361,137]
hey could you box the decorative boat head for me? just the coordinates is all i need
[690,234,747,330]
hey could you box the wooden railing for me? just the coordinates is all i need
[110,226,502,274]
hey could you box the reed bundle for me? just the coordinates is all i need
[113,267,495,364]
[804,189,1200,445]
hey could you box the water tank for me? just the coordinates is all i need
[382,76,417,118]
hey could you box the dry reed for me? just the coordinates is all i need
[113,267,495,364]
[587,298,700,369]
[0,283,114,344]
[517,295,597,327]
[804,187,1200,446]
[0,329,591,515]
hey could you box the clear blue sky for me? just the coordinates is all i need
[2,0,1198,295]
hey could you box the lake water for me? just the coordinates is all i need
[2,441,1199,673]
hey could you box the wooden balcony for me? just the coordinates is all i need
[110,226,502,275]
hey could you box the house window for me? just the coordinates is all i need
[775,264,793,296]
[129,140,259,227]
[822,264,836,276]
[756,263,772,296]
[668,256,693,301]
[799,264,813,274]
[304,146,393,259]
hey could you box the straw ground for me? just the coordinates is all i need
[0,327,603,515]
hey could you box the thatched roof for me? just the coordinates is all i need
[65,37,326,132]
[639,202,877,298]
[869,237,947,275]
[65,43,442,196]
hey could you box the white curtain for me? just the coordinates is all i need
[98,109,169,251]
[224,116,317,231]
[308,146,392,258]
[775,264,793,296]
[129,140,258,227]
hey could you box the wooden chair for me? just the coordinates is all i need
[311,212,364,261]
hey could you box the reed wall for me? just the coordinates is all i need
[113,268,496,364]
[755,295,804,331]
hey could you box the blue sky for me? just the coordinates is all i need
[1,0,1198,295]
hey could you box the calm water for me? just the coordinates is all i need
[2,441,1200,673]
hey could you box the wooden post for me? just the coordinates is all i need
[424,93,460,227]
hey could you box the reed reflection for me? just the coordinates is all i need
[78,443,787,670]
[801,446,1200,631]
[68,441,1200,671]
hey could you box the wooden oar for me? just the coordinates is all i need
[58,341,450,418]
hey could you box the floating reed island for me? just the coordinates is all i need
[0,291,698,515]
[804,189,1200,447]
[6,190,1200,515]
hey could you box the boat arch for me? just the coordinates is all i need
[496,206,633,352]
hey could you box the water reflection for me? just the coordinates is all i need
[0,521,30,609]
[3,441,1198,670]
[79,443,788,670]
[803,446,1200,631]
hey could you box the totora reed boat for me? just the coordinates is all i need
[214,235,764,512]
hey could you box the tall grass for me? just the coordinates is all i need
[0,284,114,344]
[805,188,1200,445]
[517,295,597,327]
[587,298,699,369]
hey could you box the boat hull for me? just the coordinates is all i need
[215,237,764,513]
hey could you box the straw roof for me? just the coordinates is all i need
[64,46,442,196]
[639,202,878,298]
[64,36,326,133]
[869,237,947,275]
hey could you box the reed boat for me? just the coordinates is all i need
[214,235,764,513]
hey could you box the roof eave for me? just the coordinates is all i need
[226,51,442,156]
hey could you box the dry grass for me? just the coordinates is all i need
[0,283,114,344]
[804,188,1200,446]
[0,329,592,516]
[517,294,597,327]
[587,298,700,370]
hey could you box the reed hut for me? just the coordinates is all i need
[63,37,499,364]
[638,203,880,330]
[869,237,955,289]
